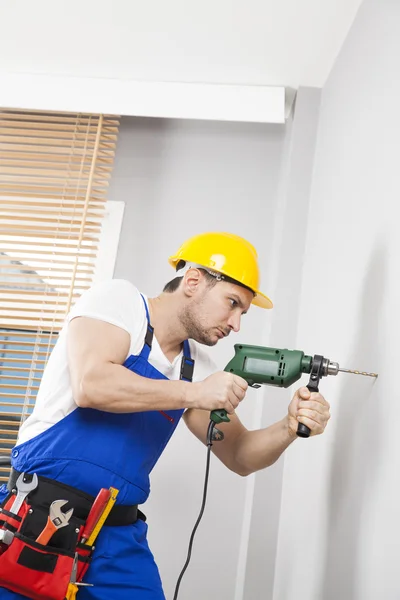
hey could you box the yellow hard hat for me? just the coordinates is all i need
[168,232,273,309]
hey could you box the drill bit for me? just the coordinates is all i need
[338,368,378,378]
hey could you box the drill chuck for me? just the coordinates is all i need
[322,359,339,377]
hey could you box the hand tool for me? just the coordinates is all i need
[36,499,73,546]
[65,552,94,599]
[9,472,38,516]
[80,488,111,544]
[210,345,378,437]
[84,487,119,547]
[0,530,14,546]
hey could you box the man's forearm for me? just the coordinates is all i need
[76,362,191,413]
[233,417,297,475]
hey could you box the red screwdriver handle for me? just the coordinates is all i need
[81,489,111,543]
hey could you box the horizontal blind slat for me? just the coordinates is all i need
[0,143,116,157]
[0,110,119,124]
[0,154,115,167]
[0,121,118,134]
[0,230,101,240]
[0,127,117,140]
[0,191,108,202]
[0,339,53,348]
[1,214,103,228]
[0,256,95,267]
[0,240,99,251]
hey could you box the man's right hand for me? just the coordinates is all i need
[188,372,248,414]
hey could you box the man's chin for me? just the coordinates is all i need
[195,334,219,347]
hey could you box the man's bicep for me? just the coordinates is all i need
[67,317,131,397]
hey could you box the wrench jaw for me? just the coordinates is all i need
[15,472,39,494]
[9,472,39,517]
[65,509,74,523]
[50,500,73,530]
[19,472,38,487]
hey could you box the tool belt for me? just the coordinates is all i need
[0,469,146,600]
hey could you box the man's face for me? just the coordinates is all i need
[179,276,254,346]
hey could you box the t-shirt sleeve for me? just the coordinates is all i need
[67,279,146,350]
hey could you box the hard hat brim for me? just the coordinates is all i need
[251,291,273,310]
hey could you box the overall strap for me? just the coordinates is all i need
[181,340,194,382]
[140,294,195,381]
[140,294,154,360]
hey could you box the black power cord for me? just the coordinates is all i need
[172,420,217,600]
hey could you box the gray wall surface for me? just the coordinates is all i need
[274,1,400,599]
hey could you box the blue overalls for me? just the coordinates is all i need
[0,295,194,599]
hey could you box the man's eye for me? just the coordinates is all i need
[229,299,238,307]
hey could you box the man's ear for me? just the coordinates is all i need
[182,268,202,298]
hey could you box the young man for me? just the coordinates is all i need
[0,232,330,599]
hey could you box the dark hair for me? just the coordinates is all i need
[163,261,218,294]
[163,276,184,293]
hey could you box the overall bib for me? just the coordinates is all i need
[0,295,194,599]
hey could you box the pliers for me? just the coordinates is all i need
[65,552,93,599]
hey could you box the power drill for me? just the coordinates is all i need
[210,345,378,438]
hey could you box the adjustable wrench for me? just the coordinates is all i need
[9,473,38,516]
[36,499,73,546]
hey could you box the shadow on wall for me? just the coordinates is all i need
[320,243,386,600]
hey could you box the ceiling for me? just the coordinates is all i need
[0,0,363,89]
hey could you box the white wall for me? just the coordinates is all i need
[274,1,400,599]
[108,116,287,599]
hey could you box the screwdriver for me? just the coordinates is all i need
[81,488,111,545]
[84,487,119,547]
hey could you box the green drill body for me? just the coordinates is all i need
[224,345,313,389]
[211,345,313,425]
[210,344,377,426]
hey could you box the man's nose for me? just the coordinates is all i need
[228,313,241,333]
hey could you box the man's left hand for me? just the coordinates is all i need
[288,387,331,437]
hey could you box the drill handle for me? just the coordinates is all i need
[296,355,322,439]
[296,382,318,438]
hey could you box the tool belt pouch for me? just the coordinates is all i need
[0,492,91,600]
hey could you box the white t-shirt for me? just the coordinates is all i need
[17,279,218,445]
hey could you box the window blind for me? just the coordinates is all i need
[0,109,120,481]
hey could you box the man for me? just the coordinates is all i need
[0,232,330,599]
